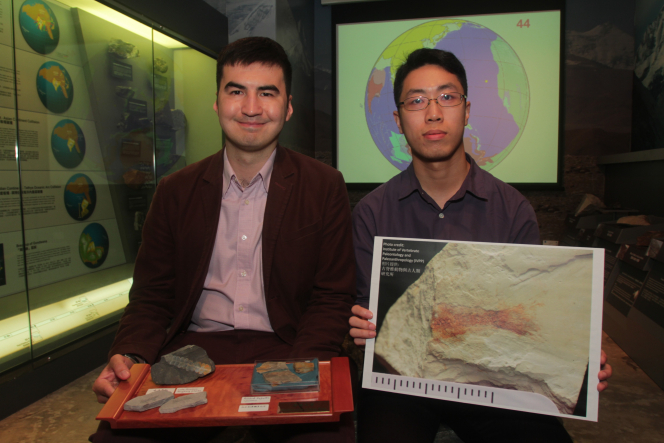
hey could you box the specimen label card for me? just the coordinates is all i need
[363,237,604,421]
[241,396,271,404]
[175,387,205,394]
[239,404,270,412]
[147,388,176,394]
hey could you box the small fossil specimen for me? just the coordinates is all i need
[256,361,289,374]
[263,370,302,386]
[293,361,315,374]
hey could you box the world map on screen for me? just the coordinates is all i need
[365,20,529,172]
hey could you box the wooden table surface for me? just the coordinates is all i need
[97,357,354,429]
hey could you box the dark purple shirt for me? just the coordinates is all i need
[353,155,540,308]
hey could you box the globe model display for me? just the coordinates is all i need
[51,119,85,168]
[64,173,96,221]
[36,61,74,113]
[19,0,60,54]
[79,223,109,269]
[365,20,529,172]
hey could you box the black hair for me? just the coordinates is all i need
[216,37,292,96]
[393,48,468,106]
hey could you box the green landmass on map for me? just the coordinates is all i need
[491,39,528,128]
[80,233,104,265]
[389,131,411,164]
[375,20,464,81]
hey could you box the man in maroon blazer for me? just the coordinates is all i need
[91,37,355,442]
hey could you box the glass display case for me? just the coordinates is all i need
[0,0,222,374]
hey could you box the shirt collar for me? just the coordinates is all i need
[398,153,489,202]
[397,163,423,201]
[222,148,277,196]
[450,154,489,202]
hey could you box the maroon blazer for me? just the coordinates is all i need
[110,146,356,363]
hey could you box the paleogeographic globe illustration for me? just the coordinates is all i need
[365,19,529,172]
[79,223,109,269]
[51,119,86,168]
[19,0,60,54]
[64,173,96,221]
[36,61,74,113]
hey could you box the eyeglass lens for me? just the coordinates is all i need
[403,93,464,110]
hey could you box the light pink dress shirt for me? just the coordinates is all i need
[188,149,276,333]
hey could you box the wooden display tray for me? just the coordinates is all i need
[97,357,353,429]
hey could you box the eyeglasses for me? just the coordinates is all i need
[398,92,467,111]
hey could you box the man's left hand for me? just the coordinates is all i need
[597,349,612,392]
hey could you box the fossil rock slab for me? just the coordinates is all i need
[124,390,174,412]
[159,392,207,414]
[151,345,215,385]
[375,243,593,414]
[263,370,302,386]
[294,362,315,374]
[256,361,289,374]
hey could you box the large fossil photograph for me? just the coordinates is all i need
[364,238,603,420]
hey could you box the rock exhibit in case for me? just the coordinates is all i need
[124,390,174,412]
[151,345,215,385]
[115,86,135,98]
[159,392,207,414]
[108,38,139,59]
[375,243,593,415]
[154,58,169,74]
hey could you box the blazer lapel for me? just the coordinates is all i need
[167,149,225,336]
[188,150,225,299]
[263,146,294,298]
[200,149,225,233]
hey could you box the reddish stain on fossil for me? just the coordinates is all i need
[431,304,538,340]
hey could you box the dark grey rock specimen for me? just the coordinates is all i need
[159,392,208,414]
[151,345,215,385]
[124,390,174,412]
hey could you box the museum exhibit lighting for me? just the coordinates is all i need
[57,0,186,48]
[0,278,132,360]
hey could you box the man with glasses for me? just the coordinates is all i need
[349,48,611,442]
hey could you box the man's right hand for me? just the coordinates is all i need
[92,354,135,404]
[349,305,376,346]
